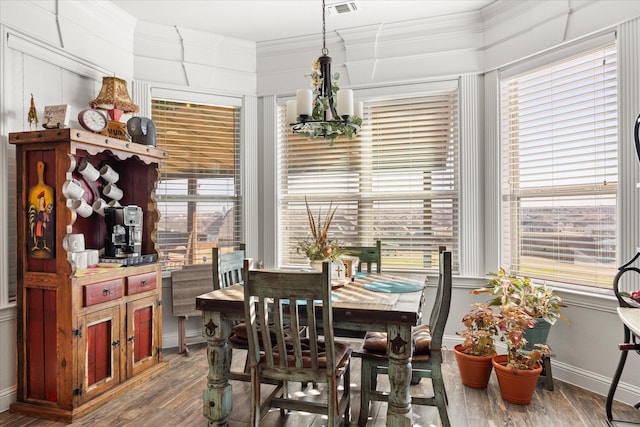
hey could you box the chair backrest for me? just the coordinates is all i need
[242,258,338,381]
[613,251,640,307]
[428,250,453,350]
[212,244,245,290]
[170,264,214,317]
[343,240,382,273]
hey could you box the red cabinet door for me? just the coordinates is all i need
[126,295,158,378]
[76,306,122,405]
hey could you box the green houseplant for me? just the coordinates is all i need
[454,303,500,389]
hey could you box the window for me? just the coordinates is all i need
[278,91,459,271]
[500,43,617,288]
[152,100,242,271]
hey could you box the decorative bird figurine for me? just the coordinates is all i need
[27,93,38,129]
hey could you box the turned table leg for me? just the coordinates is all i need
[202,311,233,426]
[385,324,413,427]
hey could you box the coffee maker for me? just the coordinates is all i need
[104,205,143,258]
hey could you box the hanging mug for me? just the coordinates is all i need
[78,159,100,182]
[92,198,108,216]
[103,183,123,201]
[62,178,84,200]
[72,198,93,218]
[100,164,119,184]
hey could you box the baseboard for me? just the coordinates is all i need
[163,327,202,350]
[0,385,16,413]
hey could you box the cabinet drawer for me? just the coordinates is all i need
[126,272,157,296]
[84,279,123,307]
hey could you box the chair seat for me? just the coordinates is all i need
[267,339,351,369]
[361,324,433,355]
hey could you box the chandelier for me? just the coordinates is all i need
[287,0,363,145]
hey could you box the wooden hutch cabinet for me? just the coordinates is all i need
[9,128,169,422]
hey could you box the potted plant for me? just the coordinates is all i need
[491,305,551,404]
[296,198,346,270]
[454,303,500,389]
[472,267,567,350]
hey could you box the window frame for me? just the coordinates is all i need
[150,89,243,273]
[277,83,460,272]
[498,39,618,289]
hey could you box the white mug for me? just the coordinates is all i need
[92,198,108,216]
[63,233,85,253]
[99,164,119,184]
[62,178,84,200]
[108,200,121,208]
[85,249,99,267]
[78,159,100,182]
[68,251,88,270]
[72,198,93,218]
[103,183,123,201]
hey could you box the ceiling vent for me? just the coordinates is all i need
[327,2,358,15]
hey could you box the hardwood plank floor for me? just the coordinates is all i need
[1,343,639,426]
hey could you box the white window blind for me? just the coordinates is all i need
[278,91,459,271]
[152,100,242,271]
[500,43,617,287]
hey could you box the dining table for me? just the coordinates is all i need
[195,269,427,427]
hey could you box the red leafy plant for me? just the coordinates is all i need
[457,303,500,357]
[498,305,550,370]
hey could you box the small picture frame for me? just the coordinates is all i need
[43,104,71,129]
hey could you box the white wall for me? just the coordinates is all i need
[2,0,640,415]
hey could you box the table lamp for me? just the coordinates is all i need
[91,76,139,140]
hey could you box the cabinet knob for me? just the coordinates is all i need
[102,288,111,295]
[128,336,135,343]
[140,280,147,287]
[112,340,120,347]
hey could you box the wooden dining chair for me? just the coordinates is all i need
[211,244,255,381]
[242,258,352,426]
[342,240,382,273]
[212,243,245,290]
[171,264,213,356]
[354,250,453,427]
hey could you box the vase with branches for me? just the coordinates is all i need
[296,198,346,262]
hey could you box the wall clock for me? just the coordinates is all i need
[78,108,108,133]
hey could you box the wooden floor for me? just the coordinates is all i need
[2,342,639,427]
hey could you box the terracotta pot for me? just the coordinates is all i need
[491,354,542,405]
[453,344,494,389]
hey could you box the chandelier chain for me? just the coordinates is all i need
[322,0,328,55]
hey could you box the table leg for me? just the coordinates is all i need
[202,310,233,426]
[385,324,413,427]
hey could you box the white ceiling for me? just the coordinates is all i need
[111,0,495,43]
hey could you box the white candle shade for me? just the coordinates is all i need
[286,100,297,124]
[296,89,313,117]
[336,89,354,118]
[355,101,364,119]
